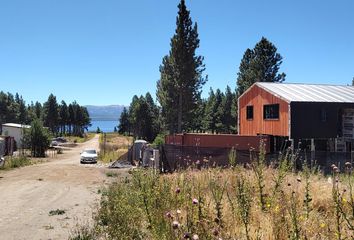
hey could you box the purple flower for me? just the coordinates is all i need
[183,232,191,239]
[172,220,180,229]
[192,198,199,205]
[176,187,181,194]
[165,211,173,219]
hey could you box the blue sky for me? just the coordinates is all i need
[0,0,353,106]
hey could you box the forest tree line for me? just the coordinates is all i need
[118,85,237,142]
[0,92,90,137]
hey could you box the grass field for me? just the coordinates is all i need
[71,147,354,240]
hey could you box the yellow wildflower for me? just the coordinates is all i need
[274,205,280,213]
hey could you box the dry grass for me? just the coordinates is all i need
[79,164,354,240]
[98,133,133,163]
[66,133,95,143]
[71,145,354,239]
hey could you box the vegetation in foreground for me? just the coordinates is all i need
[0,156,33,170]
[71,148,354,240]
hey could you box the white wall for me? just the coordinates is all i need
[2,126,24,148]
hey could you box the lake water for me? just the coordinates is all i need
[88,120,118,133]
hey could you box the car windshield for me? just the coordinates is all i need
[83,150,96,154]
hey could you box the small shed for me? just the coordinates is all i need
[1,123,30,149]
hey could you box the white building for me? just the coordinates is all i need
[1,123,30,148]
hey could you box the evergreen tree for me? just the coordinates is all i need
[203,88,216,133]
[24,119,50,157]
[118,107,130,135]
[221,85,235,133]
[213,89,224,133]
[236,37,285,96]
[145,92,160,138]
[34,101,42,119]
[59,101,69,135]
[68,103,75,135]
[5,93,19,123]
[27,102,37,123]
[43,94,59,134]
[16,95,28,124]
[236,49,255,97]
[0,92,8,129]
[188,98,205,132]
[157,0,206,133]
[128,95,140,137]
[352,77,354,86]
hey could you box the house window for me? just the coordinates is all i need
[246,106,253,120]
[321,108,327,122]
[263,104,279,119]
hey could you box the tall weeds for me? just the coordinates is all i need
[71,152,354,239]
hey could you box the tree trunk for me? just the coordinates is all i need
[177,92,182,133]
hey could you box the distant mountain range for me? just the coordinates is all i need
[85,105,126,121]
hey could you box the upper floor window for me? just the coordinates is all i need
[246,105,253,120]
[263,104,279,119]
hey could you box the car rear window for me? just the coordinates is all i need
[84,150,96,154]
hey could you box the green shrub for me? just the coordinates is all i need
[0,156,31,170]
[152,134,165,148]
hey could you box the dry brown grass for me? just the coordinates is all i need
[98,133,133,163]
[88,165,354,240]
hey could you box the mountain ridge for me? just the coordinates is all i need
[85,105,126,121]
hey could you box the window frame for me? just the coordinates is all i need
[246,105,254,120]
[263,104,280,120]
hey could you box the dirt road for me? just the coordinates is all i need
[0,134,115,240]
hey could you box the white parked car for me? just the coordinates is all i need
[80,149,98,164]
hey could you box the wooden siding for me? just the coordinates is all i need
[165,133,270,152]
[238,85,289,136]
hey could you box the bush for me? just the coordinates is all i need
[0,156,31,170]
[152,134,165,148]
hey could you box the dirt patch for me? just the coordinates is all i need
[0,134,129,240]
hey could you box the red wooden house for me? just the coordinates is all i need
[238,82,354,152]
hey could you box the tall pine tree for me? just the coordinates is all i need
[157,0,206,133]
[43,94,59,134]
[118,107,130,135]
[236,37,285,97]
[59,100,69,134]
[221,86,235,133]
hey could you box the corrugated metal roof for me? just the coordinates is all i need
[2,123,31,128]
[256,82,354,103]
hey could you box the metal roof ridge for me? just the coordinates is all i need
[257,82,354,87]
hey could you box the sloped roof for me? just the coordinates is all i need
[256,82,354,103]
